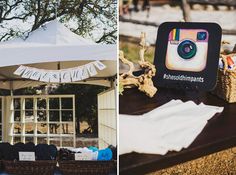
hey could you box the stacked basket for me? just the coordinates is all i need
[3,160,57,175]
[0,143,57,175]
[59,160,116,175]
[58,147,117,175]
[213,53,236,103]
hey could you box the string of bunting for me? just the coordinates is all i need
[13,61,106,83]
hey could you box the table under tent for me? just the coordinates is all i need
[0,20,117,149]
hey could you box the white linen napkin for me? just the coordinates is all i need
[119,100,223,155]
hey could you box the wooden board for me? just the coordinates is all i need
[188,0,236,6]
[119,87,236,174]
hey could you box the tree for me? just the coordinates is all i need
[0,0,117,43]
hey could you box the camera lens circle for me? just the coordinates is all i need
[177,40,197,60]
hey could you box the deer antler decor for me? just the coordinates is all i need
[119,32,157,97]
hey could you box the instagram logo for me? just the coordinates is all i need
[165,29,209,72]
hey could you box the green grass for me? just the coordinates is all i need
[119,41,155,63]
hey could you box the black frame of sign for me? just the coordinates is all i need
[153,22,222,91]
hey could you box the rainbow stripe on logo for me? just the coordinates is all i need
[169,29,180,41]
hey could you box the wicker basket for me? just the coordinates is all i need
[213,53,236,103]
[59,160,116,175]
[0,161,3,172]
[3,160,57,175]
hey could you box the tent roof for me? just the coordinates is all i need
[0,20,117,89]
[4,19,95,46]
[0,20,116,67]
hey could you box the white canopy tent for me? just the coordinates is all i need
[0,20,117,147]
[0,20,117,90]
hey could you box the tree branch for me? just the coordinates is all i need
[96,30,117,43]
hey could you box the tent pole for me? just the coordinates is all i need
[10,81,13,96]
[57,62,61,70]
[110,76,116,88]
[110,78,114,88]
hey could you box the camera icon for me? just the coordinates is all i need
[165,29,209,72]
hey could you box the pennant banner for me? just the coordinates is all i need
[13,61,106,83]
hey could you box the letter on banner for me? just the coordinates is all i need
[70,67,82,82]
[49,71,60,83]
[86,63,97,76]
[40,71,51,82]
[21,67,34,78]
[93,61,106,70]
[14,65,27,75]
[60,70,71,83]
[30,69,42,80]
[81,66,89,80]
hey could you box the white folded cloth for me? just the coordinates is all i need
[119,100,224,155]
[67,147,93,153]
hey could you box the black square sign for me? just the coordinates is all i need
[154,22,222,91]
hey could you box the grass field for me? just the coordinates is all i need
[119,41,155,63]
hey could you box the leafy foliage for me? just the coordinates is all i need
[0,0,117,43]
[14,84,108,135]
[52,84,108,135]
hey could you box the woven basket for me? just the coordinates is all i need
[59,160,116,175]
[213,53,236,103]
[0,161,3,171]
[3,160,57,175]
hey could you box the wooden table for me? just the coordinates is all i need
[119,87,236,175]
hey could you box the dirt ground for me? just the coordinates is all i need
[148,147,236,175]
